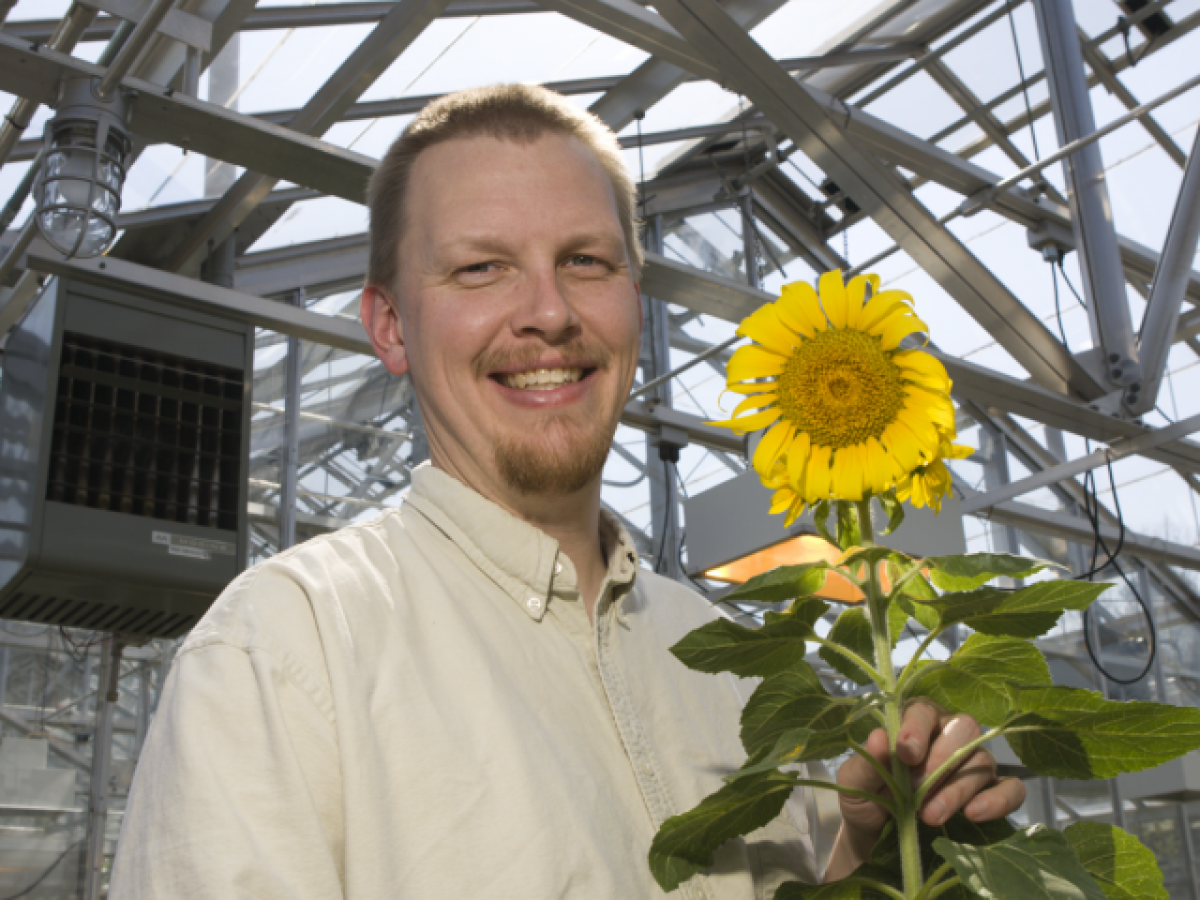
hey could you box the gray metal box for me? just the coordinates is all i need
[0,277,251,637]
[684,470,967,576]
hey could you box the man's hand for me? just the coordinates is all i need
[822,701,1026,881]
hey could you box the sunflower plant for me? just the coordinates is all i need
[648,271,1200,899]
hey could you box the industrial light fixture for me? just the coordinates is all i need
[34,77,132,259]
[703,534,865,603]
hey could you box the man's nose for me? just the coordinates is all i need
[512,265,581,339]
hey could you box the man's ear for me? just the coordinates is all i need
[361,283,410,376]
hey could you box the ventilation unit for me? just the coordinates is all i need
[0,277,251,638]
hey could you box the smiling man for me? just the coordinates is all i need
[110,85,1023,899]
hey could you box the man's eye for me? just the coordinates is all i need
[460,262,496,275]
[567,255,604,268]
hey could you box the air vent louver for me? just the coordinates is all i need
[46,332,243,531]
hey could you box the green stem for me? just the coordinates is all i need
[847,738,905,800]
[788,778,900,816]
[811,635,884,685]
[913,724,1010,807]
[840,877,907,900]
[893,628,947,697]
[914,862,954,900]
[927,877,963,900]
[857,499,923,899]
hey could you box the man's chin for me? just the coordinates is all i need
[493,428,611,497]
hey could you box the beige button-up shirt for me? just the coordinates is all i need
[111,464,818,899]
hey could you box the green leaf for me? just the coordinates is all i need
[896,595,940,632]
[840,546,912,572]
[820,607,876,685]
[1005,687,1200,779]
[740,666,841,754]
[926,553,1061,591]
[933,824,1108,900]
[1063,821,1168,900]
[649,769,798,891]
[836,500,861,550]
[774,866,898,899]
[726,726,814,781]
[721,563,830,606]
[877,492,905,536]
[907,634,1052,727]
[670,607,822,678]
[926,580,1108,638]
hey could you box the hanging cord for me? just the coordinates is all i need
[653,459,677,574]
[1040,262,1156,683]
[1007,6,1043,175]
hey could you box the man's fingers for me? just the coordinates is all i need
[964,776,1027,822]
[920,750,996,826]
[896,701,941,766]
[916,714,982,781]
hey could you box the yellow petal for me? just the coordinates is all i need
[819,270,850,329]
[805,444,833,503]
[945,442,974,460]
[832,444,865,501]
[881,419,928,473]
[727,344,786,384]
[712,407,781,434]
[770,486,796,515]
[738,305,800,357]
[730,392,778,419]
[779,281,827,336]
[844,274,877,329]
[783,493,808,528]
[753,421,794,476]
[895,407,940,458]
[787,431,812,492]
[863,437,895,494]
[860,289,913,333]
[723,382,778,395]
[878,313,930,351]
[894,349,951,392]
[903,387,955,432]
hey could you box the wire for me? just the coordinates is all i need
[1007,5,1041,162]
[653,459,676,574]
[0,840,83,900]
[1050,260,1071,350]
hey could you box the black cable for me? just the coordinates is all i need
[1050,260,1071,350]
[0,840,83,900]
[1057,259,1084,306]
[1007,4,1042,163]
[653,459,676,574]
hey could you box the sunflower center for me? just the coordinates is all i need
[776,328,906,449]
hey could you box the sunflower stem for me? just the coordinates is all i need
[856,498,923,899]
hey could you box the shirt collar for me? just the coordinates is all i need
[402,463,639,621]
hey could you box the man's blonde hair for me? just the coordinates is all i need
[366,83,643,290]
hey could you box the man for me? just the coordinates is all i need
[111,84,1023,898]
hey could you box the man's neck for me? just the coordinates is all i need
[430,458,609,620]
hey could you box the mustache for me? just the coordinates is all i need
[474,339,612,378]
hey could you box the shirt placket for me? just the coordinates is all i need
[593,585,716,900]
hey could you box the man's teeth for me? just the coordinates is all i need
[501,367,584,390]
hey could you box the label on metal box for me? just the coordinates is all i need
[152,531,235,561]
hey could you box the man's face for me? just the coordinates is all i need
[388,133,641,503]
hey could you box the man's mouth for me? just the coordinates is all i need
[498,367,585,391]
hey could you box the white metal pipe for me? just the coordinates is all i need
[95,0,177,100]
[1132,123,1200,414]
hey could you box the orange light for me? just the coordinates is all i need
[703,534,865,603]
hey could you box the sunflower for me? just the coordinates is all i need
[713,270,967,510]
[896,438,974,513]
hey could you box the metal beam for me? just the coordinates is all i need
[970,495,1200,572]
[648,0,1101,400]
[162,0,451,275]
[961,409,1200,513]
[1133,124,1200,415]
[0,32,376,203]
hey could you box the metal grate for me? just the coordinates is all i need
[0,591,196,638]
[46,332,243,530]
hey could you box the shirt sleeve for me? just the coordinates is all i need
[109,640,344,900]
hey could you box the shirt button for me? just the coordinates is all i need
[528,596,543,612]
[554,562,563,575]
